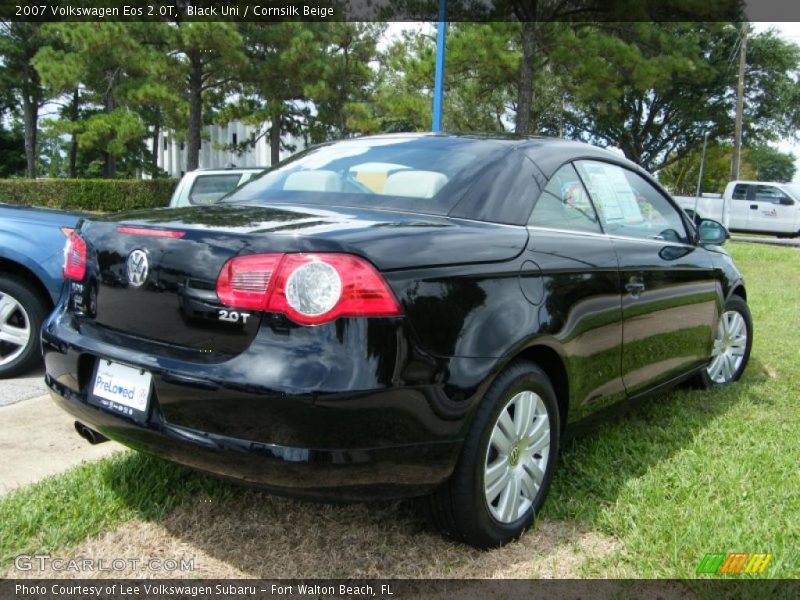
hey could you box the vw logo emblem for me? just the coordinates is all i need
[126,249,149,287]
[509,445,520,466]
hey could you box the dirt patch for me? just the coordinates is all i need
[0,394,120,494]
[7,491,623,579]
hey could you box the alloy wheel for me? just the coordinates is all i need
[707,309,748,384]
[484,390,551,524]
[0,292,31,367]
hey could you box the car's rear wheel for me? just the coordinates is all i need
[0,275,48,378]
[427,360,560,548]
[697,295,752,388]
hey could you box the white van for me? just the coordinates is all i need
[674,180,800,237]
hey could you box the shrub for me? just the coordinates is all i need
[0,178,177,212]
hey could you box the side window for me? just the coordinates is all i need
[189,174,243,205]
[575,160,689,244]
[529,163,601,233]
[754,185,792,204]
[732,184,749,200]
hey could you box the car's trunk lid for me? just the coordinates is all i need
[74,204,526,354]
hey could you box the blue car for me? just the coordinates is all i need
[0,204,79,377]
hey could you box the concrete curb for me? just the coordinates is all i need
[731,236,800,248]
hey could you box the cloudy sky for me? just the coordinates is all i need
[755,23,800,181]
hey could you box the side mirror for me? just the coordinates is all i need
[778,197,795,206]
[697,219,729,246]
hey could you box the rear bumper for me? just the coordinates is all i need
[42,309,487,500]
[46,376,460,499]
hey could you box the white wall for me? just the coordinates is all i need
[154,121,303,177]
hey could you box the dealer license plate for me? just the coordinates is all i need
[90,359,152,420]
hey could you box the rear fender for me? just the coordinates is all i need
[0,232,63,303]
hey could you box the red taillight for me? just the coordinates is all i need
[64,233,86,281]
[215,253,402,325]
[117,226,185,238]
[268,254,402,325]
[216,253,284,310]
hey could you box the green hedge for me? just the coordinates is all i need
[0,178,178,212]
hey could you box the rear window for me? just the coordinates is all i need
[732,184,749,200]
[189,174,243,205]
[222,136,504,216]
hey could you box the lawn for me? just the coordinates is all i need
[1,241,798,578]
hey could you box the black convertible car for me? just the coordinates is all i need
[44,134,752,548]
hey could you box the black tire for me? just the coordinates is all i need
[427,360,561,548]
[0,275,49,378]
[695,295,752,389]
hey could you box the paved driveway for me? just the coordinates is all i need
[0,366,47,407]
[0,366,120,493]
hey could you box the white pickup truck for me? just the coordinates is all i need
[674,180,800,237]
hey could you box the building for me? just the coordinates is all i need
[155,121,304,177]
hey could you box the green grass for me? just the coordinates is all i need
[0,452,239,567]
[1,241,798,578]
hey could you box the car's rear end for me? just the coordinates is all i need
[45,215,458,498]
[43,135,533,499]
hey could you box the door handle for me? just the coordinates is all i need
[750,204,758,210]
[625,279,645,298]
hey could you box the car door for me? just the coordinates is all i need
[746,184,796,234]
[574,160,718,397]
[728,183,750,230]
[525,163,625,420]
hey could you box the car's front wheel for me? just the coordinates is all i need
[0,275,49,378]
[428,360,560,548]
[697,295,752,388]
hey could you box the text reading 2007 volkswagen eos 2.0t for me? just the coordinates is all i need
[45,134,752,548]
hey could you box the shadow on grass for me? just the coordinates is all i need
[91,359,764,578]
[83,450,615,577]
[545,356,770,523]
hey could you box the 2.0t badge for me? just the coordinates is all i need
[126,249,149,287]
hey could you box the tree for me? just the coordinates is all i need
[747,145,797,182]
[373,24,519,133]
[556,22,734,171]
[741,29,800,145]
[556,23,800,172]
[34,23,173,177]
[0,122,26,177]
[659,144,753,195]
[371,28,436,133]
[170,22,246,171]
[439,23,521,132]
[228,23,322,165]
[659,143,795,195]
[0,22,56,177]
[304,23,385,142]
[497,1,616,135]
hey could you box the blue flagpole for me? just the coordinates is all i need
[432,0,446,132]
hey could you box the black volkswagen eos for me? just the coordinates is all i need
[44,134,752,548]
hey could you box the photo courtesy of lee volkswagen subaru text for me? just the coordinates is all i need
[43,134,752,548]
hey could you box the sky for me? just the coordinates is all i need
[385,22,800,182]
[754,23,800,181]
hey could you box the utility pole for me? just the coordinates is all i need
[731,22,749,181]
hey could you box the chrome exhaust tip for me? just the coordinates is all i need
[74,421,109,445]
